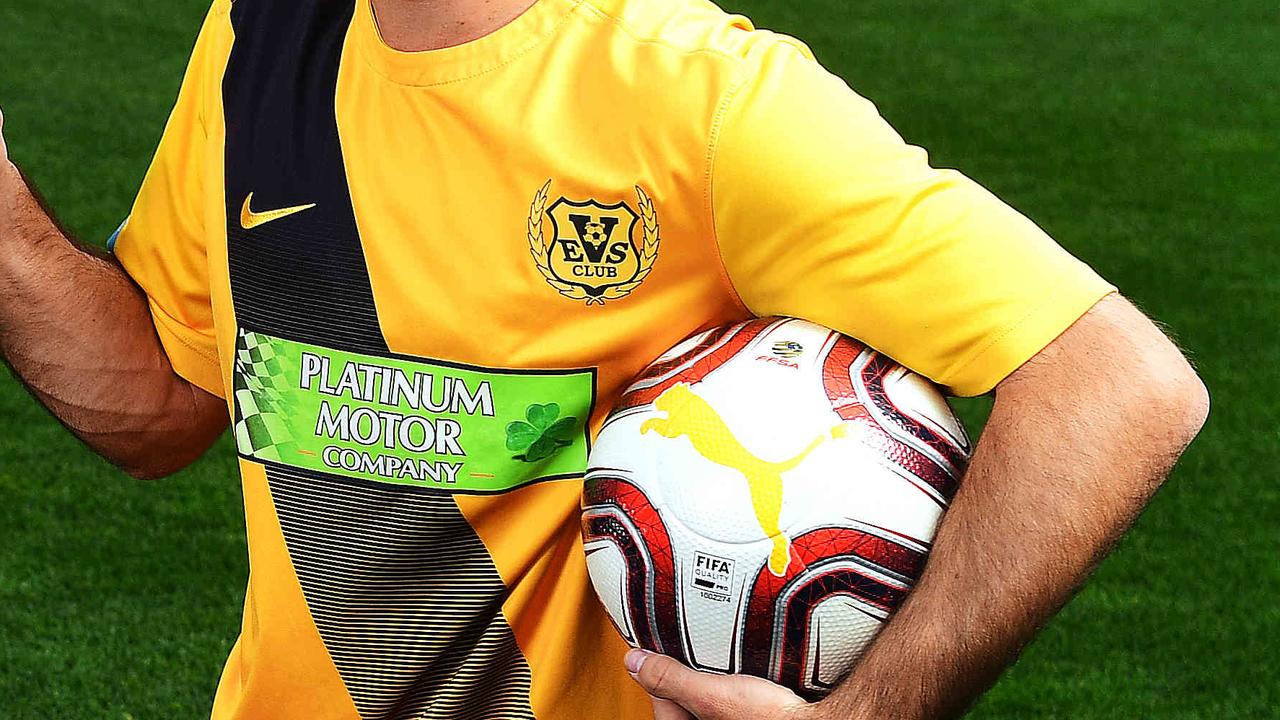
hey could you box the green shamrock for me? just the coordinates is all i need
[505,402,578,463]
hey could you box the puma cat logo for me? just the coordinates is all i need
[641,383,847,576]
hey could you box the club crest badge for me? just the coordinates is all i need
[527,180,660,306]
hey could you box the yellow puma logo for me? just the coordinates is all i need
[641,383,847,576]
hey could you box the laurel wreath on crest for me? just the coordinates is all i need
[528,180,661,306]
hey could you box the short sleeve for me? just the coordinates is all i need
[711,40,1115,396]
[112,2,230,398]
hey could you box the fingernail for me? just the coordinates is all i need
[625,649,648,674]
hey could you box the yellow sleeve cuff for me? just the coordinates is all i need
[940,281,1117,397]
[148,299,226,399]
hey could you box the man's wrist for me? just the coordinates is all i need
[807,698,877,720]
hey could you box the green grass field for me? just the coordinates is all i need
[1,0,1276,717]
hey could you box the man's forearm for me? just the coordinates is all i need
[815,296,1209,720]
[0,160,225,478]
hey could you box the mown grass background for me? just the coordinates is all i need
[0,0,1276,717]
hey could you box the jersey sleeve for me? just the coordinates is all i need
[711,39,1115,396]
[111,1,230,398]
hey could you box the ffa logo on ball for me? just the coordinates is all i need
[528,180,660,306]
[772,341,804,359]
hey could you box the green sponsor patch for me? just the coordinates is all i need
[231,330,594,493]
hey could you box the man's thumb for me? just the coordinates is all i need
[628,651,695,698]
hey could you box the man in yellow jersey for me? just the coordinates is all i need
[0,0,1207,717]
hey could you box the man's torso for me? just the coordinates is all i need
[185,0,763,717]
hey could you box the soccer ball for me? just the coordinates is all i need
[581,317,971,699]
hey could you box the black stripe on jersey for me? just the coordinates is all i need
[267,465,537,720]
[221,2,536,718]
[224,0,383,352]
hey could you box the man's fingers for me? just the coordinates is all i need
[628,650,734,718]
[626,649,813,720]
[0,107,8,160]
[650,697,694,720]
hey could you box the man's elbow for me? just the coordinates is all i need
[1161,361,1209,449]
[1120,335,1210,472]
[53,414,208,480]
[120,465,172,482]
[112,444,205,481]
[117,458,189,482]
[999,295,1208,510]
[97,406,227,480]
[1094,296,1209,448]
[109,383,229,481]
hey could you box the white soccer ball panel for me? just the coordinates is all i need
[782,443,944,548]
[583,537,635,644]
[673,540,752,672]
[806,596,884,688]
[881,368,971,455]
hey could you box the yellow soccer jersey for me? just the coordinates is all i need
[111,0,1114,717]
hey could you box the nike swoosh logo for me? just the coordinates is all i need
[240,192,317,230]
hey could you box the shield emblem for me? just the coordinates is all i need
[528,182,662,307]
[544,197,642,298]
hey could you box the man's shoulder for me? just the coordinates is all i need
[576,0,815,81]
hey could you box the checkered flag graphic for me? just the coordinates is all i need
[233,329,297,463]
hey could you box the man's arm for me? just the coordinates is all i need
[626,293,1209,719]
[814,292,1208,718]
[0,110,228,480]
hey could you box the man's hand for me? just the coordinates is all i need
[0,105,228,479]
[627,649,812,720]
[628,294,1207,720]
